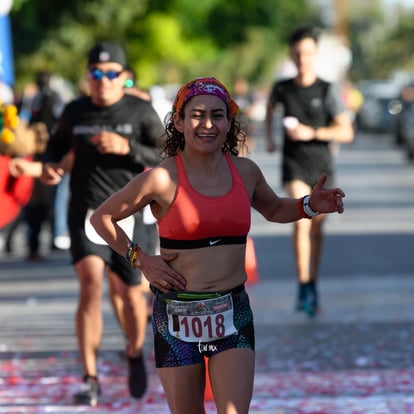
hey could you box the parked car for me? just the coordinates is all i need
[356,79,403,133]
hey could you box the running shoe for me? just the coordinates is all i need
[296,282,319,317]
[73,375,101,406]
[128,353,147,398]
[296,282,307,311]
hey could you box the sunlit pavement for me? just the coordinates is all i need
[1,350,414,413]
[1,327,414,414]
[1,342,414,413]
[1,131,414,413]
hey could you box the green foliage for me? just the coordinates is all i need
[346,4,414,81]
[9,0,313,91]
[9,0,414,103]
[369,12,414,78]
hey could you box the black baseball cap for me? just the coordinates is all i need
[87,42,127,68]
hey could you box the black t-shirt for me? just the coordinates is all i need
[31,86,63,133]
[45,94,164,209]
[268,78,345,185]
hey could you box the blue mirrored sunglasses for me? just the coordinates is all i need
[89,68,123,81]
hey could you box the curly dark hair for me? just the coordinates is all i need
[160,106,248,159]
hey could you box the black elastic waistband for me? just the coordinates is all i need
[159,235,247,249]
[150,283,245,303]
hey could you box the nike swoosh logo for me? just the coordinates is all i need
[209,239,221,246]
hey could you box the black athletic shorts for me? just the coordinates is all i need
[282,142,334,188]
[151,284,255,368]
[68,204,145,286]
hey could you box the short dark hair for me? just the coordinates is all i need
[35,71,51,88]
[287,26,319,47]
[124,65,136,88]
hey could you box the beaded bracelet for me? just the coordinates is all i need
[126,242,141,267]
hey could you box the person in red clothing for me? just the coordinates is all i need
[90,77,346,414]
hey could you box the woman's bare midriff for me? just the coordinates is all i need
[161,243,247,292]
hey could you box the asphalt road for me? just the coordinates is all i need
[0,131,413,413]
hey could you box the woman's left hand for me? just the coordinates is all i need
[310,174,345,214]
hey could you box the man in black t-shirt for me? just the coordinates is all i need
[265,27,354,317]
[42,42,164,405]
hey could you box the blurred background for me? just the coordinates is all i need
[2,0,414,159]
[1,4,414,411]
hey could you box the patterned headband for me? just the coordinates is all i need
[173,77,239,118]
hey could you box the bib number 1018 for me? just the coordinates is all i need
[167,294,237,343]
[177,314,226,339]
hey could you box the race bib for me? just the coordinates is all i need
[167,294,237,343]
[84,208,135,245]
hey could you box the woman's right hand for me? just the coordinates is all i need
[133,251,186,293]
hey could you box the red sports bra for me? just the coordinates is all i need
[158,153,251,249]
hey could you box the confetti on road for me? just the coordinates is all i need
[1,351,414,413]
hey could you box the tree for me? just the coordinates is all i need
[369,10,414,78]
[10,0,314,90]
